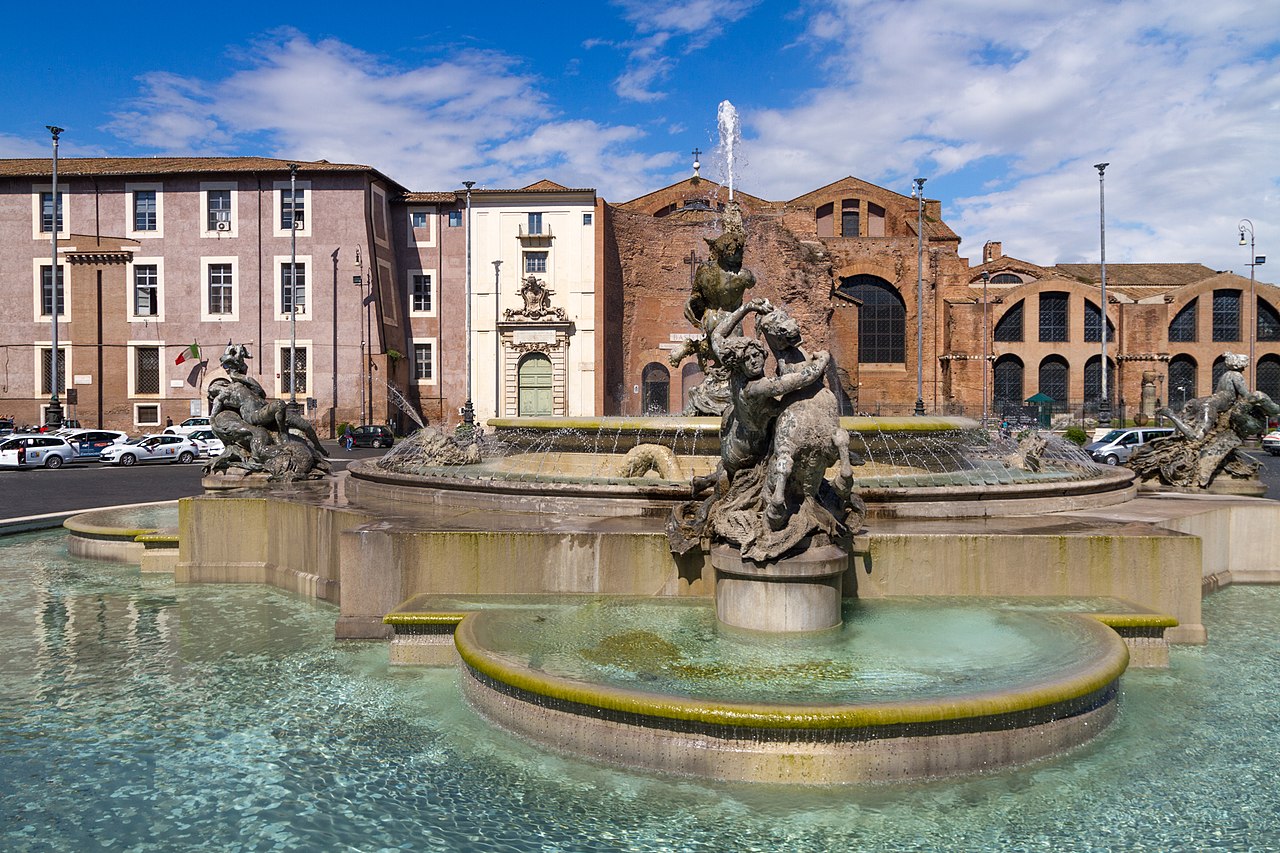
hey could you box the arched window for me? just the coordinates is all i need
[991,273,1022,284]
[1039,292,1069,342]
[993,300,1024,342]
[993,356,1024,410]
[1213,289,1241,342]
[1169,299,1197,342]
[815,202,834,238]
[1084,300,1116,343]
[1083,355,1116,409]
[1258,299,1280,342]
[1168,355,1197,407]
[842,275,905,363]
[1038,356,1069,409]
[517,353,554,416]
[680,362,703,412]
[1212,355,1229,391]
[866,202,886,237]
[1258,356,1280,402]
[642,362,670,415]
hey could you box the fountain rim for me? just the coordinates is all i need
[453,609,1129,731]
[486,415,981,434]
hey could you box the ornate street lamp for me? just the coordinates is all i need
[913,177,927,417]
[492,258,502,417]
[288,163,300,410]
[1239,219,1262,388]
[981,271,990,426]
[1095,163,1111,426]
[461,181,476,430]
[45,125,64,427]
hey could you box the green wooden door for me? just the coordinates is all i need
[518,354,554,416]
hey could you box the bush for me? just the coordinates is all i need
[1063,425,1089,446]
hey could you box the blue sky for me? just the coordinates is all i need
[2,0,1276,275]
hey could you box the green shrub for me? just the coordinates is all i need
[1063,425,1089,446]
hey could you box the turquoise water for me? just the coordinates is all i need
[1,530,1277,851]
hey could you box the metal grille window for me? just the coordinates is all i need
[1038,292,1069,342]
[209,264,233,314]
[1083,356,1114,407]
[1168,299,1197,342]
[133,190,157,231]
[992,356,1024,408]
[841,199,859,237]
[40,191,63,233]
[40,266,65,316]
[135,347,160,395]
[993,300,1024,342]
[1168,355,1197,406]
[281,188,305,230]
[283,347,307,394]
[1083,300,1114,343]
[642,362,670,414]
[991,273,1022,284]
[41,347,67,395]
[207,190,232,230]
[281,263,306,314]
[1213,289,1241,342]
[1038,357,1069,407]
[843,275,905,363]
[411,274,432,312]
[413,343,433,381]
[1258,356,1280,402]
[1258,299,1280,342]
[134,265,159,316]
[524,252,548,274]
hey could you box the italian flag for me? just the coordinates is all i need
[175,343,201,365]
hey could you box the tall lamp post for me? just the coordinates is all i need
[1094,162,1111,426]
[913,176,927,417]
[981,271,990,426]
[287,163,300,411]
[1238,219,1262,388]
[461,181,476,430]
[45,125,65,427]
[492,259,502,418]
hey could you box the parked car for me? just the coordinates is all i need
[39,419,80,432]
[61,429,130,459]
[163,416,212,437]
[349,424,395,448]
[1262,429,1280,456]
[100,434,202,466]
[1084,427,1175,465]
[188,428,225,458]
[0,435,77,469]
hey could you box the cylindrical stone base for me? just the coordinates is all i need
[711,544,848,632]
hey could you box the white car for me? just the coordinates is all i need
[100,434,202,466]
[163,416,212,437]
[188,428,226,458]
[0,435,77,469]
[1262,430,1280,456]
[60,429,130,459]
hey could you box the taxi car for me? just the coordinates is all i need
[61,429,130,459]
[188,428,226,458]
[100,434,202,466]
[163,416,212,437]
[0,435,77,469]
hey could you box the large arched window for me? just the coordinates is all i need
[993,300,1024,342]
[517,353,554,416]
[1212,354,1229,391]
[1038,356,1069,409]
[842,275,905,363]
[1213,289,1241,342]
[1168,355,1197,407]
[1258,356,1280,402]
[991,273,1022,284]
[642,362,670,415]
[1083,355,1116,410]
[1039,292,1069,342]
[1084,300,1116,343]
[1258,299,1280,342]
[993,356,1024,410]
[680,363,703,412]
[1169,299,1197,342]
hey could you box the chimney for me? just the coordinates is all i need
[984,241,1003,263]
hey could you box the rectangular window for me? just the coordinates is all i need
[134,265,159,316]
[40,266,65,317]
[411,273,432,313]
[1038,292,1069,342]
[134,190,157,231]
[1213,290,1241,342]
[207,189,232,230]
[524,252,548,274]
[411,211,429,228]
[135,404,160,426]
[209,264,234,314]
[448,210,463,227]
[528,212,543,235]
[414,343,433,381]
[41,347,67,395]
[40,191,63,233]
[583,212,593,225]
[282,263,306,314]
[281,188,305,230]
[282,347,308,394]
[841,199,860,237]
[135,346,160,395]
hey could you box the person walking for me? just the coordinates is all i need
[343,424,354,450]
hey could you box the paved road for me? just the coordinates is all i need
[3,443,386,520]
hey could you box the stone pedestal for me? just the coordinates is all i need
[711,544,848,632]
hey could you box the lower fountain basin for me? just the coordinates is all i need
[457,598,1129,783]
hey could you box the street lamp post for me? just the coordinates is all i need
[45,125,65,427]
[981,271,990,426]
[354,248,367,424]
[1095,163,1111,426]
[492,259,502,418]
[461,181,476,430]
[1238,219,1260,388]
[287,164,302,411]
[913,177,927,417]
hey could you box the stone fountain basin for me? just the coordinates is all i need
[454,597,1130,784]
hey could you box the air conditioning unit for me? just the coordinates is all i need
[291,214,305,230]
[215,220,231,232]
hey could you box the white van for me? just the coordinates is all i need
[1085,427,1175,465]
